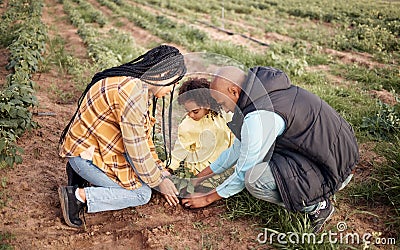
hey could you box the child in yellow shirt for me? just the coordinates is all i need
[169,77,233,175]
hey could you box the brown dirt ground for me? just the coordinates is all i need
[0,0,398,249]
[0,49,10,89]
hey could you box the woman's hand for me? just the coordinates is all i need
[158,178,179,206]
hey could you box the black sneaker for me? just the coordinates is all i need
[308,199,335,233]
[66,162,90,188]
[58,185,85,228]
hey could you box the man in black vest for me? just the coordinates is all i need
[182,66,359,233]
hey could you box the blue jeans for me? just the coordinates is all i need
[68,156,152,213]
[244,162,353,213]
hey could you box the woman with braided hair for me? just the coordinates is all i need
[58,45,186,228]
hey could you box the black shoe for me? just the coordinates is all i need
[66,162,90,188]
[58,185,85,228]
[308,199,335,233]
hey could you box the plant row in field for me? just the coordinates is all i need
[96,0,309,77]
[0,0,47,168]
[128,0,400,93]
[60,0,119,69]
[70,0,107,27]
[139,0,399,64]
[60,0,144,70]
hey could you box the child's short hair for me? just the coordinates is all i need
[178,77,221,115]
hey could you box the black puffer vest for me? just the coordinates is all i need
[227,67,359,212]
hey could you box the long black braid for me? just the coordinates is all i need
[90,45,185,86]
[59,45,186,166]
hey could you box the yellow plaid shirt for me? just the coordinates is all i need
[60,76,165,189]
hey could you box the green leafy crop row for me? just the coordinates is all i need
[138,0,399,64]
[61,0,143,69]
[71,0,107,27]
[97,0,308,77]
[0,0,47,168]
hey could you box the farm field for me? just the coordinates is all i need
[0,0,399,249]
